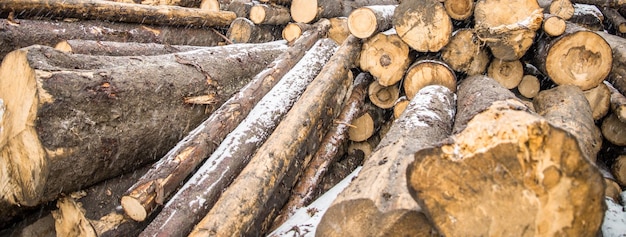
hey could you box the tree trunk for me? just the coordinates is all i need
[368,80,400,109]
[534,23,612,90]
[226,17,282,43]
[542,14,567,37]
[487,59,524,89]
[271,72,372,229]
[54,39,229,56]
[187,35,361,237]
[407,75,605,237]
[347,5,396,39]
[583,82,611,120]
[317,85,455,237]
[596,30,626,96]
[403,58,457,100]
[474,0,543,60]
[329,17,351,44]
[118,20,329,225]
[0,18,226,61]
[440,29,490,76]
[249,3,291,25]
[136,39,338,237]
[226,0,254,17]
[392,0,452,52]
[444,0,473,20]
[0,42,286,208]
[259,0,291,6]
[282,22,312,43]
[517,75,541,99]
[602,112,626,146]
[606,81,626,122]
[602,7,626,33]
[0,0,236,27]
[359,29,411,86]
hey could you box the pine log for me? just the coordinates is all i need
[368,80,400,109]
[393,96,409,119]
[0,18,226,60]
[0,0,236,27]
[403,59,457,99]
[583,82,611,120]
[440,29,490,76]
[249,3,291,25]
[226,0,254,17]
[606,81,626,122]
[118,20,329,224]
[487,59,524,89]
[317,85,455,236]
[542,14,567,37]
[187,35,361,237]
[359,29,411,86]
[517,75,541,99]
[137,39,338,237]
[602,7,626,33]
[282,22,311,43]
[347,5,396,39]
[612,155,626,186]
[290,0,397,24]
[474,0,543,60]
[392,0,452,52]
[55,40,226,56]
[444,0,473,20]
[534,23,612,90]
[347,104,387,142]
[0,42,286,209]
[570,3,605,31]
[272,73,372,229]
[573,0,626,8]
[226,17,282,43]
[407,75,605,236]
[602,113,626,146]
[329,17,350,44]
[550,0,575,20]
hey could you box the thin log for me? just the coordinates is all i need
[271,72,372,229]
[487,59,524,89]
[259,0,291,6]
[596,30,626,96]
[605,81,626,122]
[347,104,387,142]
[440,29,490,76]
[187,35,361,237]
[359,29,411,86]
[403,58,457,99]
[368,80,400,109]
[119,20,330,224]
[573,0,626,7]
[55,40,225,56]
[290,0,397,24]
[347,5,396,39]
[602,7,626,33]
[393,96,409,119]
[226,17,282,43]
[392,0,452,52]
[407,75,605,236]
[317,85,455,236]
[517,75,541,99]
[602,112,626,146]
[282,22,311,43]
[0,0,236,27]
[249,3,291,25]
[329,17,350,45]
[570,3,605,31]
[0,42,286,208]
[542,14,567,37]
[583,82,611,120]
[444,0,474,20]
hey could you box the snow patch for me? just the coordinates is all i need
[400,85,455,129]
[602,196,626,237]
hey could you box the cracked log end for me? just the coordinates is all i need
[407,101,605,237]
[348,7,378,39]
[0,48,48,206]
[359,31,410,86]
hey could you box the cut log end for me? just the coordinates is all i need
[368,81,399,109]
[518,75,540,98]
[583,83,611,121]
[290,0,317,23]
[403,59,456,99]
[602,113,626,146]
[359,31,410,86]
[200,0,220,10]
[282,23,303,42]
[348,8,378,39]
[393,0,452,52]
[120,196,147,222]
[444,0,473,20]
[543,15,566,37]
[487,59,523,89]
[348,113,375,142]
[54,41,73,53]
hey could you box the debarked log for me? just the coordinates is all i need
[359,29,411,87]
[0,41,287,209]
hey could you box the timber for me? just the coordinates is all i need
[487,59,524,89]
[612,155,626,186]
[403,58,456,99]
[606,81,626,122]
[227,17,282,43]
[440,29,490,76]
[542,14,566,37]
[368,81,400,109]
[393,96,409,119]
[392,0,452,52]
[0,0,236,27]
[407,75,605,236]
[55,40,227,56]
[347,104,387,142]
[583,82,611,120]
[282,22,312,43]
[602,113,626,146]
[137,39,338,237]
[444,0,473,20]
[317,85,455,236]
[227,0,254,17]
[347,5,396,39]
[596,30,626,96]
[359,29,411,86]
[570,4,604,31]
[517,75,541,99]
[119,20,329,224]
[602,7,626,33]
[0,42,286,208]
[329,17,351,44]
[290,0,397,24]
[573,0,626,8]
[249,3,291,25]
[549,0,574,20]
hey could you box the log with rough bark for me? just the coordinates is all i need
[487,59,524,89]
[403,58,457,99]
[282,22,311,43]
[136,39,339,237]
[602,7,626,33]
[392,0,452,52]
[0,0,236,27]
[55,40,223,56]
[444,0,473,20]
[359,29,411,86]
[534,23,612,90]
[606,81,626,122]
[347,5,396,39]
[596,30,626,96]
[368,81,400,109]
[612,155,626,186]
[329,17,350,44]
[290,0,397,24]
[542,14,567,37]
[407,75,605,237]
[187,35,361,237]
[271,72,372,229]
[117,20,329,225]
[226,17,282,43]
[249,3,291,25]
[474,0,543,60]
[573,0,626,8]
[317,85,455,236]
[440,29,490,76]
[583,82,611,120]
[517,74,541,99]
[0,42,286,210]
[226,0,254,17]
[0,18,226,60]
[602,113,626,146]
[570,3,605,31]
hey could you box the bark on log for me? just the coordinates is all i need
[226,0,254,17]
[570,3,605,31]
[612,155,626,186]
[329,17,350,45]
[403,59,457,99]
[368,81,400,109]
[534,23,612,90]
[136,39,338,237]
[0,0,236,27]
[407,75,605,237]
[0,42,286,208]
[573,0,626,8]
[359,29,411,86]
[487,59,524,89]
[444,0,474,20]
[347,104,387,142]
[583,82,611,120]
[440,29,490,76]
[290,0,397,24]
[226,17,282,43]
[347,5,396,39]
[392,0,452,52]
[317,85,455,237]
[118,20,329,225]
[605,81,626,122]
[542,14,567,37]
[596,30,626,97]
[602,7,626,33]
[272,73,372,229]
[534,85,603,162]
[393,96,409,119]
[249,3,291,25]
[55,40,226,56]
[282,22,311,43]
[0,18,226,61]
[602,112,626,146]
[187,35,361,237]
[474,0,543,60]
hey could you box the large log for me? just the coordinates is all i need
[54,40,217,56]
[118,20,329,224]
[440,29,490,76]
[359,29,411,86]
[0,0,236,27]
[606,81,626,122]
[317,85,455,236]
[0,42,286,210]
[407,75,605,236]
[347,5,396,39]
[187,35,361,237]
[137,39,338,237]
[392,0,452,52]
[403,58,457,99]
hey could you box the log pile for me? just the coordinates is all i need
[1,0,626,236]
